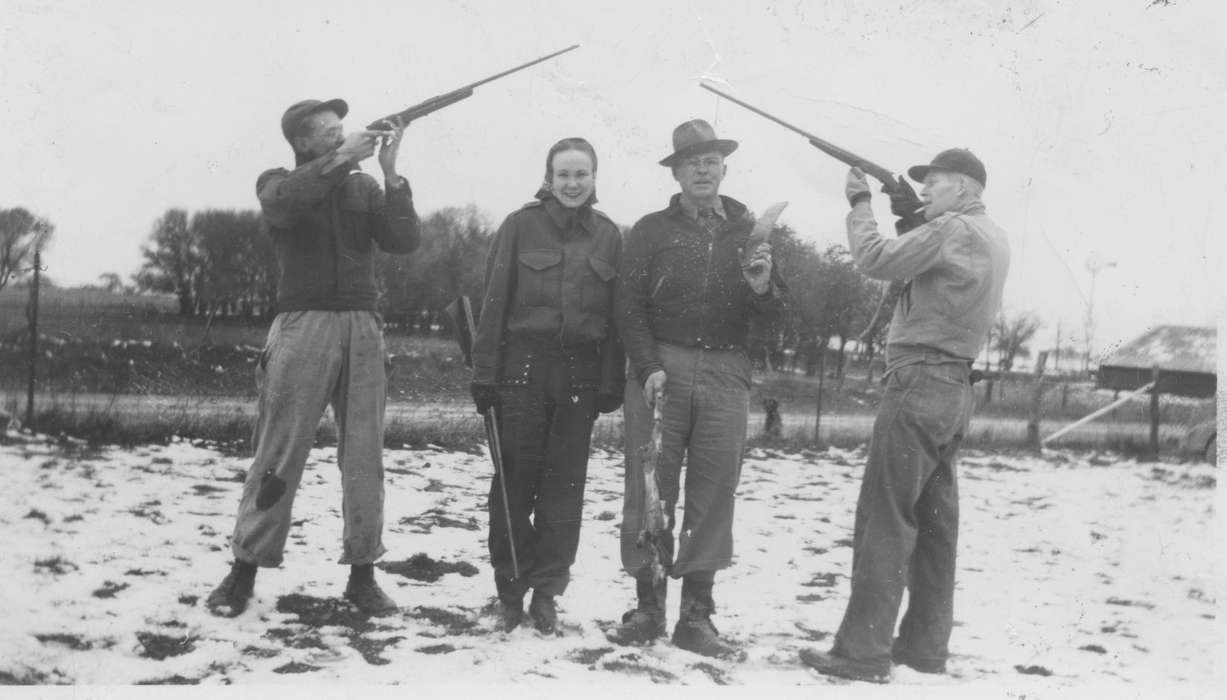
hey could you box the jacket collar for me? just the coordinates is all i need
[541,193,597,236]
[666,193,748,226]
[943,198,986,217]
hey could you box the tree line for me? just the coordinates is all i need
[121,205,893,376]
[1,202,1045,377]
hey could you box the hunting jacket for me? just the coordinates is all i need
[616,194,786,386]
[472,195,625,397]
[257,154,420,312]
[846,197,1010,374]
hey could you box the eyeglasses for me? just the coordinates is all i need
[681,157,723,170]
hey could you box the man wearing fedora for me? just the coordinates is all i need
[206,99,420,618]
[607,119,785,658]
[800,149,1010,682]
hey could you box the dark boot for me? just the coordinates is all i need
[606,575,667,645]
[671,578,739,659]
[494,574,526,631]
[344,564,398,616]
[800,648,891,684]
[528,590,558,634]
[891,643,947,674]
[206,560,257,618]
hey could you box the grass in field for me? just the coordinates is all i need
[23,404,487,454]
[2,286,1211,446]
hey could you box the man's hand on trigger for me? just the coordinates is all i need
[376,116,405,178]
[886,176,921,217]
[886,175,926,233]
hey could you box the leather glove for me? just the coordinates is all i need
[470,382,500,416]
[596,392,623,414]
[845,167,871,206]
[885,176,926,233]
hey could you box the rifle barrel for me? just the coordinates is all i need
[700,82,819,142]
[700,82,897,186]
[463,44,579,92]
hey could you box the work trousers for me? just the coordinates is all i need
[619,343,750,581]
[832,360,974,668]
[231,310,388,568]
[490,345,598,599]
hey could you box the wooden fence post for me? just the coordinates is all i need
[814,348,826,445]
[25,249,41,431]
[1149,365,1161,460]
[1027,351,1049,451]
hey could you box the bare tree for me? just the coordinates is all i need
[97,272,125,294]
[377,205,492,333]
[133,209,200,316]
[0,207,54,292]
[193,209,274,320]
[993,311,1043,371]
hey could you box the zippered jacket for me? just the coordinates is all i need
[845,198,1010,372]
[257,153,420,312]
[616,194,786,386]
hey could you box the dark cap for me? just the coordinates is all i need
[908,148,987,188]
[280,98,349,142]
[659,119,738,167]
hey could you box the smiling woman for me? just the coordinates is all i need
[467,135,625,635]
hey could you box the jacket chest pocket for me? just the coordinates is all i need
[580,256,617,313]
[517,249,563,307]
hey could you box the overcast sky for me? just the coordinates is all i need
[3,0,1222,362]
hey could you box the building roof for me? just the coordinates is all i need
[1100,325,1216,375]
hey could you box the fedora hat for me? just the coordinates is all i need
[281,98,349,142]
[659,119,738,167]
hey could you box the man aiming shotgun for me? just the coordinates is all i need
[205,45,579,621]
[206,95,419,618]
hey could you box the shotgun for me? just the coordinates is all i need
[367,44,579,130]
[443,296,519,579]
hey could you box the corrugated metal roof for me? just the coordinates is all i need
[1100,325,1216,375]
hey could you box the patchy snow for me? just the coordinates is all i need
[0,432,1217,696]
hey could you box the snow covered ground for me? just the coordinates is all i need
[0,431,1218,697]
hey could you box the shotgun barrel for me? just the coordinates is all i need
[699,82,900,190]
[368,44,580,130]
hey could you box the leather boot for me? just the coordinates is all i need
[606,575,667,645]
[206,560,257,618]
[494,574,527,631]
[671,578,739,659]
[528,590,558,634]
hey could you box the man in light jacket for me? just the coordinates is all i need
[801,149,1010,683]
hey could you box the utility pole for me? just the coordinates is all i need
[1082,255,1117,374]
[1053,320,1062,374]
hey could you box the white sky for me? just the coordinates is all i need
[3,0,1223,360]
